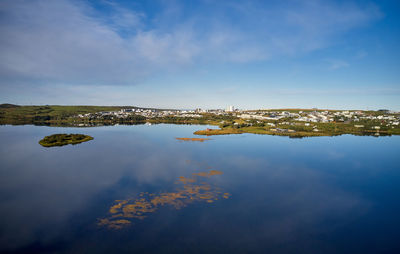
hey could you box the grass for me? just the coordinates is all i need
[39,134,93,147]
[194,127,329,137]
[2,104,399,138]
[194,128,244,135]
[0,104,127,124]
[193,125,394,138]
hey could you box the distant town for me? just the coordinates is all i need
[76,106,399,130]
[1,104,399,137]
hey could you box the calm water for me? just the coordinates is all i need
[0,124,399,253]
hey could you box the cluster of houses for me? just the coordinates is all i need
[76,108,231,120]
[75,108,399,130]
[77,108,175,119]
[238,110,357,123]
[238,110,399,127]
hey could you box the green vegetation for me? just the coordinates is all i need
[194,121,400,138]
[194,128,244,135]
[194,127,328,137]
[39,134,93,147]
[2,104,399,138]
[0,104,125,125]
[148,113,235,125]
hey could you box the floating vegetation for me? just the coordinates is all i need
[185,160,213,170]
[39,134,93,147]
[175,137,211,142]
[192,170,223,177]
[98,170,229,229]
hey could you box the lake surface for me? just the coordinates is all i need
[0,124,400,253]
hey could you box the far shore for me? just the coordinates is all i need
[193,127,392,138]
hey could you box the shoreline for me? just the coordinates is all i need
[193,127,394,138]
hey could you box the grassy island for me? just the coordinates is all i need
[193,124,397,138]
[39,134,93,147]
[194,127,334,137]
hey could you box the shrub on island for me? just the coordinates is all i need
[39,134,93,147]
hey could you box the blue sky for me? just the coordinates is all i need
[0,0,399,110]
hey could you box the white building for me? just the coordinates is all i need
[226,105,235,112]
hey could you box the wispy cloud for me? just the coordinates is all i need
[355,50,368,59]
[0,0,382,87]
[327,59,350,70]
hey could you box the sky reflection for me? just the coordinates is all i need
[0,125,399,253]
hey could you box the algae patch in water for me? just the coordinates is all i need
[176,137,211,142]
[98,170,229,229]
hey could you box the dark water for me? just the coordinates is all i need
[0,124,399,253]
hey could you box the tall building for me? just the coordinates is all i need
[226,105,234,112]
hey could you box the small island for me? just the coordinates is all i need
[176,137,211,142]
[39,134,93,147]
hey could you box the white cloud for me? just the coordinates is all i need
[0,0,382,86]
[327,59,350,70]
[355,50,368,59]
